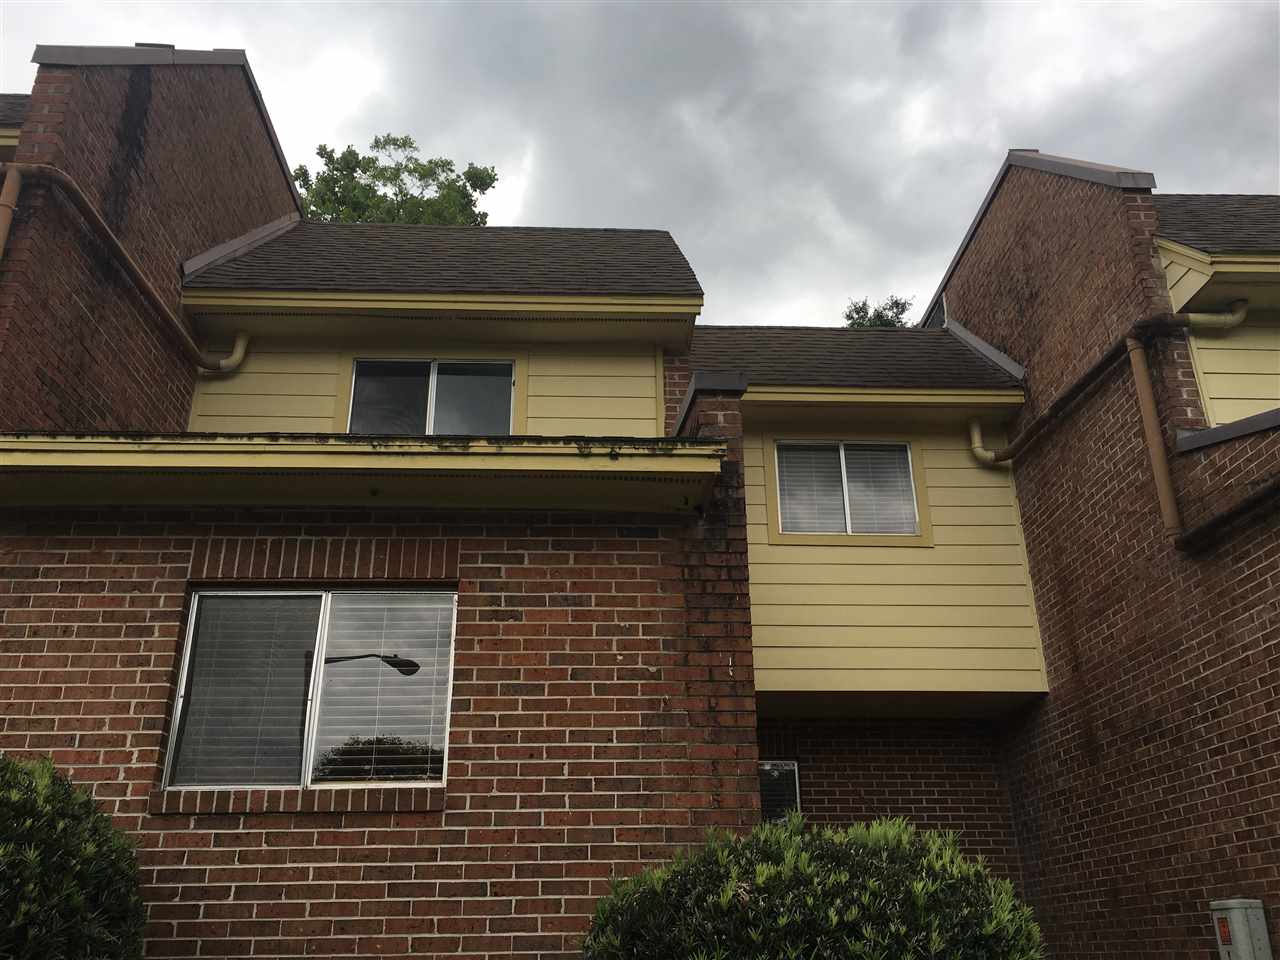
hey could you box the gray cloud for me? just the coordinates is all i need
[3,1,1277,325]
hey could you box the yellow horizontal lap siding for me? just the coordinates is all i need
[744,425,1045,695]
[755,647,1045,672]
[754,668,1047,694]
[188,338,663,437]
[526,345,659,437]
[189,342,341,432]
[753,624,1038,648]
[1188,312,1280,425]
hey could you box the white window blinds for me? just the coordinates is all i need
[169,595,322,786]
[776,444,847,533]
[776,442,918,535]
[311,593,454,784]
[843,444,918,534]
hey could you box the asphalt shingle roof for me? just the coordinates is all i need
[0,93,29,126]
[1154,194,1280,254]
[184,221,703,298]
[688,326,1022,391]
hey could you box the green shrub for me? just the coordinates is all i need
[583,815,1041,960]
[0,755,145,960]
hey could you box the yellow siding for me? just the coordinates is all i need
[526,346,659,436]
[189,339,662,437]
[745,427,1046,695]
[1188,311,1280,425]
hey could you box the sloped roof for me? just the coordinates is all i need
[688,326,1022,390]
[1154,194,1280,254]
[183,220,703,298]
[0,93,30,126]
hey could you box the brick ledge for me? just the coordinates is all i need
[147,785,445,816]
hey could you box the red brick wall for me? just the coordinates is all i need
[757,718,1024,884]
[662,350,691,436]
[0,62,297,432]
[0,501,757,959]
[940,166,1280,957]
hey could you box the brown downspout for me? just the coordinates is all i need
[967,321,1187,534]
[1125,336,1182,535]
[0,162,247,374]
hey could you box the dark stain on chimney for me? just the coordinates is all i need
[102,66,153,233]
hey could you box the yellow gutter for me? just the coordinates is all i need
[741,386,1025,406]
[182,289,705,317]
[0,433,724,476]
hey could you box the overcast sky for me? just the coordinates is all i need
[2,1,1278,325]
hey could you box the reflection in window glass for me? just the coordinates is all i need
[311,593,454,783]
[349,361,430,434]
[433,363,512,435]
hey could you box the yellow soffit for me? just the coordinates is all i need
[1157,237,1280,274]
[0,128,19,148]
[0,434,726,510]
[741,386,1025,406]
[182,288,705,317]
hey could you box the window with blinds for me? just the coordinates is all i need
[166,591,456,789]
[776,441,918,535]
[349,359,513,436]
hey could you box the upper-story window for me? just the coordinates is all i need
[775,441,919,535]
[348,359,514,435]
[165,590,455,789]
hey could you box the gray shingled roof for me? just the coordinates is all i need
[689,326,1022,390]
[1154,194,1280,254]
[0,94,30,126]
[184,220,703,298]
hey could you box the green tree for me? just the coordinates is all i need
[584,814,1041,960]
[844,294,914,328]
[292,134,497,225]
[1,756,145,960]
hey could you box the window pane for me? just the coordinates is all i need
[170,595,322,786]
[311,593,454,783]
[776,444,846,533]
[759,761,800,821]
[432,363,512,435]
[844,444,918,534]
[350,361,431,434]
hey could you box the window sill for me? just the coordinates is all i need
[148,784,446,816]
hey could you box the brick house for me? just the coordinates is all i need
[0,44,1276,959]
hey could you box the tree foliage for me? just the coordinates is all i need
[583,815,1042,960]
[292,134,497,226]
[311,735,444,783]
[844,294,914,328]
[0,755,145,960]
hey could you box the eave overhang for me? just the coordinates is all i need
[0,434,726,511]
[739,386,1025,424]
[1157,237,1280,312]
[182,290,703,348]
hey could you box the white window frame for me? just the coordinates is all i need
[345,358,516,435]
[774,439,921,536]
[163,589,458,791]
[758,760,801,820]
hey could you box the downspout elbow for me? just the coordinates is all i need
[203,331,250,375]
[1180,299,1248,330]
[969,420,1011,469]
